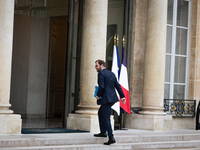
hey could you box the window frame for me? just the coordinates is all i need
[165,0,191,99]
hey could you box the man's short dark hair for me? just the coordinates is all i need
[95,59,106,67]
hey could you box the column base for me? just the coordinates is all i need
[125,114,172,131]
[139,106,166,116]
[0,114,22,134]
[67,113,114,133]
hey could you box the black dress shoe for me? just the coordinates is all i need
[104,135,116,145]
[94,132,107,137]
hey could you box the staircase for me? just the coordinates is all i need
[0,129,200,149]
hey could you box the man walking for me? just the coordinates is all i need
[94,59,126,145]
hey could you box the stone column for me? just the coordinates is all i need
[0,0,21,134]
[67,0,111,132]
[126,0,172,131]
[140,0,167,115]
[188,0,200,130]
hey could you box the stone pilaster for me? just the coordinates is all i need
[67,0,112,133]
[126,0,172,131]
[0,0,21,134]
[129,0,147,108]
[188,0,200,101]
[186,0,200,130]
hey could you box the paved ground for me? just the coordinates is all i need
[0,128,200,142]
[0,129,200,150]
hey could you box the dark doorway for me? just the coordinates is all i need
[11,0,71,129]
[46,17,68,122]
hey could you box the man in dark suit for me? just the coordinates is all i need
[94,59,126,145]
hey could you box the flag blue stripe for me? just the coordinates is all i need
[116,46,121,79]
[122,47,127,67]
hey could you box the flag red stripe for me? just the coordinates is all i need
[120,85,130,114]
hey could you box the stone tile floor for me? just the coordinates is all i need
[22,118,63,128]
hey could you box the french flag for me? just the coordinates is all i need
[111,45,120,116]
[119,47,130,114]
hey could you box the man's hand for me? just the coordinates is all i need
[121,98,126,104]
[96,96,100,100]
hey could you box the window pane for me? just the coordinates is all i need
[166,26,172,53]
[164,84,170,99]
[173,85,185,99]
[167,0,173,25]
[176,28,187,55]
[177,0,188,27]
[165,55,171,82]
[174,56,186,83]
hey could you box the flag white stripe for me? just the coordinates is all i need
[111,45,120,116]
[119,64,129,90]
[111,45,118,80]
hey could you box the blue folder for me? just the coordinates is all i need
[94,86,101,99]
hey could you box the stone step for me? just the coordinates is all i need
[0,129,200,149]
[1,133,200,148]
[0,140,200,150]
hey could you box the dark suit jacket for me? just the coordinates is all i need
[96,68,125,105]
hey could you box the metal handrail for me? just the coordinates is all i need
[164,99,196,117]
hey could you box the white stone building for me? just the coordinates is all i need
[0,0,198,134]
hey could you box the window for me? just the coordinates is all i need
[165,0,191,99]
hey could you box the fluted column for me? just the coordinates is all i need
[76,0,108,114]
[0,0,21,134]
[139,0,167,115]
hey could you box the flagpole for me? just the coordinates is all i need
[117,34,122,130]
[116,33,121,129]
[119,36,125,130]
[123,35,125,47]
[114,33,116,46]
[117,34,119,47]
[112,33,116,123]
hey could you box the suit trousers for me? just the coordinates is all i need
[98,103,114,137]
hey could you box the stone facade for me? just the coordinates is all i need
[0,0,199,134]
